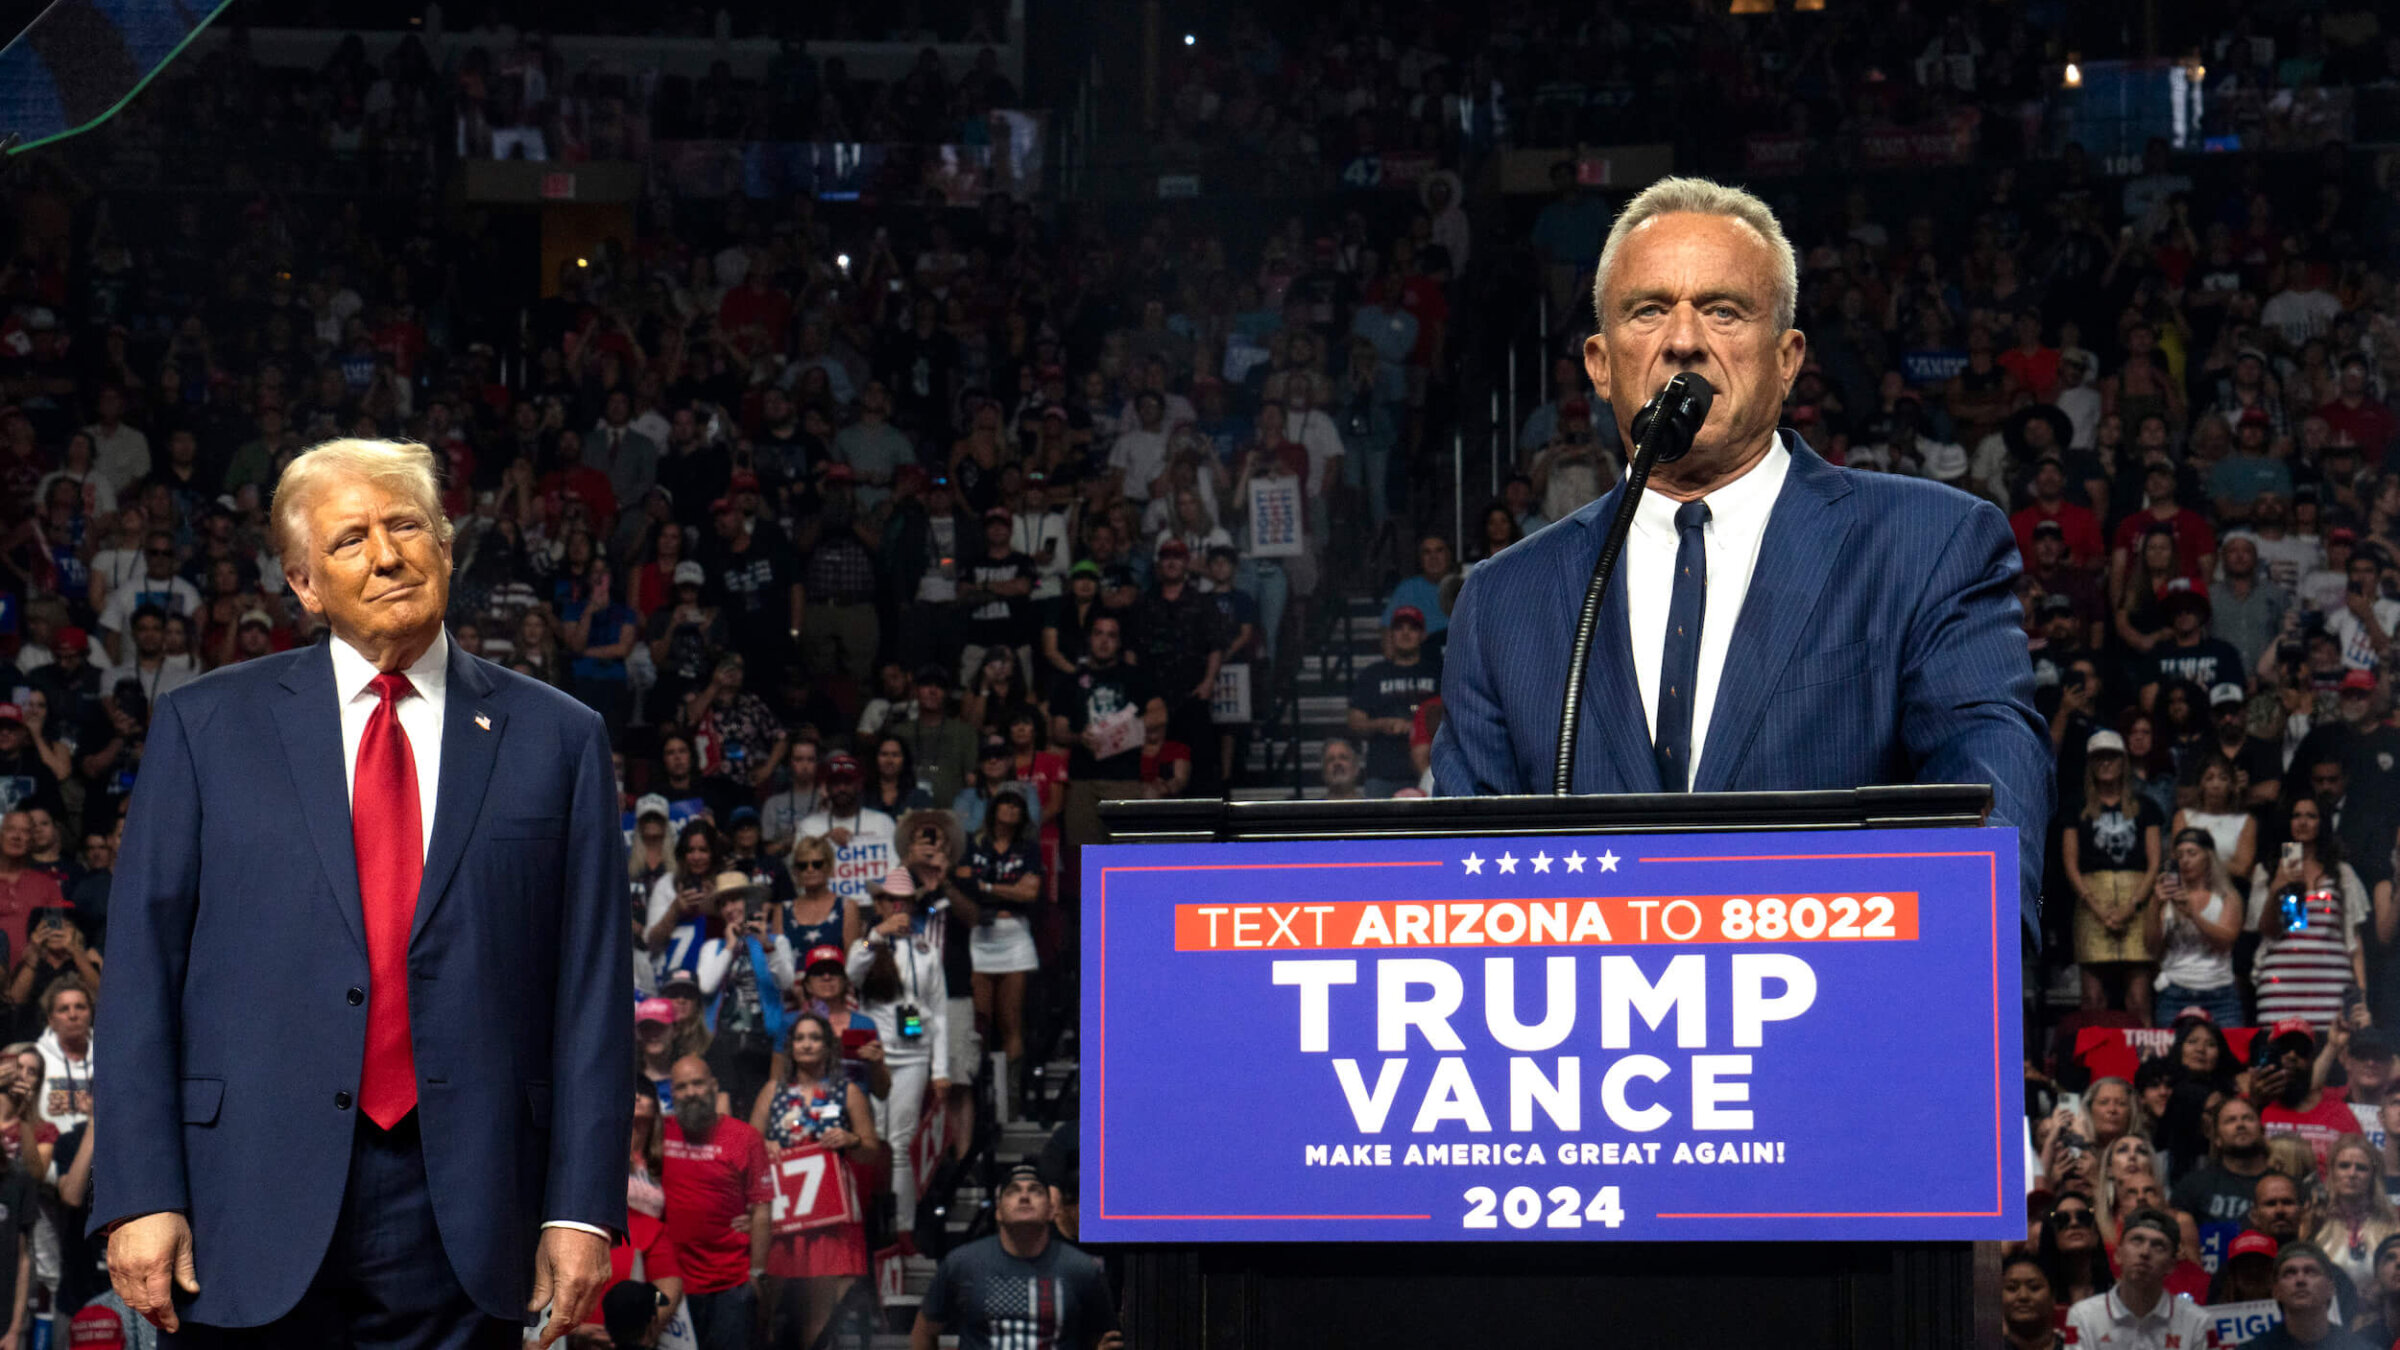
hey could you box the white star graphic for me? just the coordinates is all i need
[1564,851,1587,873]
[1497,852,1519,874]
[1530,851,1553,874]
[1462,852,1484,875]
[1598,850,1621,873]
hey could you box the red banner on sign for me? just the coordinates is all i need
[2075,1025,2260,1085]
[769,1143,861,1235]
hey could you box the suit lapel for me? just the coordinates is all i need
[411,642,504,948]
[1694,438,1854,792]
[274,643,368,958]
[1570,487,1662,794]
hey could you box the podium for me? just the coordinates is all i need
[1087,786,2020,1350]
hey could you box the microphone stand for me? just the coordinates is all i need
[1551,374,1713,795]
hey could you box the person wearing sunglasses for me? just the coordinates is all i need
[2034,1196,2112,1311]
[93,530,201,667]
[777,834,855,954]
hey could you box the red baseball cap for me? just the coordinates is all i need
[730,470,761,492]
[803,944,845,972]
[1156,537,1190,558]
[823,751,862,782]
[634,997,675,1026]
[2269,1017,2319,1047]
[2341,670,2378,692]
[53,626,88,654]
[68,1304,129,1350]
[1391,605,1426,628]
[2226,1230,2279,1262]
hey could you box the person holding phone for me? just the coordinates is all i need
[2252,796,2367,1028]
[695,881,795,1125]
[2145,828,2243,1029]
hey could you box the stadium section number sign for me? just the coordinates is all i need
[1081,827,2022,1243]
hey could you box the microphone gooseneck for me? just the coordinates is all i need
[1551,372,1717,795]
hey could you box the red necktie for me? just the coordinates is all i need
[355,671,422,1128]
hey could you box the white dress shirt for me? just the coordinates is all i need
[1624,438,1791,786]
[328,628,609,1242]
[329,629,448,859]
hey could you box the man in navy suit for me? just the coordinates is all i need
[1433,178,2051,939]
[93,439,630,1347]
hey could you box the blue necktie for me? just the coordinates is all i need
[1654,500,1711,792]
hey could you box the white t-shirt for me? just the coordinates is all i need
[2249,532,2323,593]
[1109,428,1171,502]
[2327,597,2400,669]
[797,808,897,902]
[96,575,202,635]
[2157,888,2237,990]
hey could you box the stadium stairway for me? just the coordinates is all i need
[1236,593,1390,799]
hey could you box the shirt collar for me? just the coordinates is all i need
[1634,435,1793,538]
[2103,1286,2165,1324]
[329,626,449,706]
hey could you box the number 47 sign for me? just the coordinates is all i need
[769,1143,862,1235]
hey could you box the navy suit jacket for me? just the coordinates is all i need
[1433,434,2052,939]
[91,636,632,1326]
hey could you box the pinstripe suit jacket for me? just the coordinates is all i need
[1432,433,2052,941]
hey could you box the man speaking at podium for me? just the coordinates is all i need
[1433,178,2051,940]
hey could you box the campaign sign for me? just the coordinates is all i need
[1082,827,2022,1243]
[768,1142,862,1235]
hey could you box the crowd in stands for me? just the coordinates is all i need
[0,0,2395,1346]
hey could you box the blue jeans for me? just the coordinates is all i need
[687,1282,759,1350]
[2154,981,2243,1030]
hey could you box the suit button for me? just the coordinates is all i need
[334,1091,352,1110]
[347,988,365,1006]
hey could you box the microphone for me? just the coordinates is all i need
[1551,373,1718,795]
[1627,373,1716,465]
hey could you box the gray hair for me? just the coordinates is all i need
[1591,176,1799,334]
[272,438,454,564]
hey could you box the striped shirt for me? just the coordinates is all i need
[2251,866,2364,1029]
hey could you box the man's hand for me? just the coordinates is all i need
[108,1212,200,1332]
[1096,1335,1126,1350]
[527,1226,613,1349]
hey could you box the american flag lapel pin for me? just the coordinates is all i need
[474,712,491,732]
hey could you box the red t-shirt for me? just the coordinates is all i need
[661,1117,772,1294]
[0,870,62,967]
[1997,346,2061,404]
[0,1118,57,1166]
[1398,276,1449,367]
[2319,397,2399,455]
[2011,501,2106,570]
[2264,1086,2355,1173]
[2112,508,2218,577]
[1140,739,1192,787]
[600,1205,682,1308]
[1015,750,1070,841]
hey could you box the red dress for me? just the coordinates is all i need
[762,1077,870,1278]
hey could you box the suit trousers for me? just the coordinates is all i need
[162,1113,520,1350]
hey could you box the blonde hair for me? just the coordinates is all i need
[272,438,454,564]
[1591,176,1799,334]
[2308,1133,2400,1255]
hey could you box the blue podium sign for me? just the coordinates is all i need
[1081,827,2022,1243]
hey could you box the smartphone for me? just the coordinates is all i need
[2282,890,2310,932]
[2284,841,2305,868]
